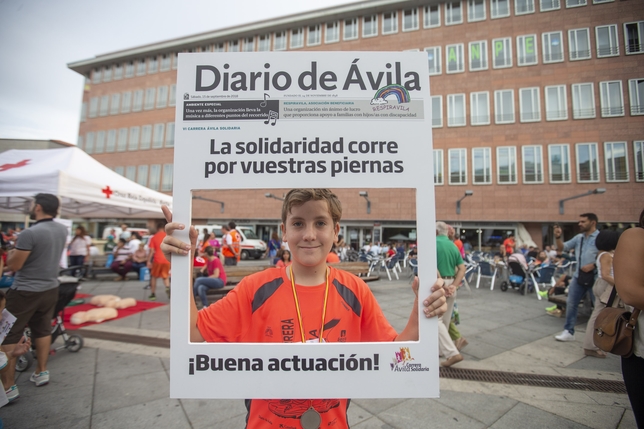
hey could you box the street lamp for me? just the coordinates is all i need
[456,190,473,215]
[192,195,224,213]
[359,191,371,214]
[265,193,284,201]
[558,188,606,215]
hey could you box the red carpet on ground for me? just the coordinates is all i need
[63,294,165,330]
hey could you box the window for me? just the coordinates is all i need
[432,95,443,127]
[148,56,158,74]
[125,61,134,78]
[572,83,596,119]
[121,91,132,114]
[137,165,149,187]
[449,148,468,184]
[128,127,140,151]
[548,144,571,182]
[542,31,564,63]
[470,91,490,125]
[117,128,128,152]
[629,79,644,115]
[604,142,629,181]
[363,15,378,37]
[520,87,541,122]
[274,31,287,51]
[576,143,599,182]
[258,34,271,51]
[596,25,619,57]
[491,0,510,18]
[243,37,255,52]
[468,0,486,22]
[77,136,83,151]
[344,18,358,40]
[522,145,543,183]
[425,46,442,75]
[515,0,535,14]
[169,84,176,107]
[80,102,87,122]
[153,123,165,149]
[446,43,464,73]
[445,2,463,25]
[540,0,560,11]
[546,85,568,121]
[103,65,112,82]
[424,5,441,28]
[492,37,512,68]
[214,43,225,52]
[106,130,116,153]
[160,54,171,71]
[307,25,321,46]
[114,166,124,176]
[99,95,109,117]
[472,148,492,184]
[156,86,168,109]
[448,94,466,126]
[132,90,143,112]
[89,97,98,118]
[114,64,123,80]
[92,68,101,84]
[325,22,340,43]
[497,146,518,183]
[517,35,538,65]
[566,0,586,7]
[85,132,94,154]
[403,8,419,31]
[434,150,444,184]
[495,89,515,123]
[634,141,644,182]
[165,122,175,147]
[126,166,136,181]
[144,88,155,110]
[140,125,152,150]
[382,11,398,34]
[469,41,488,71]
[569,28,591,60]
[291,28,304,48]
[228,40,240,52]
[149,165,161,190]
[162,164,174,191]
[110,94,120,115]
[600,80,624,117]
[625,22,644,54]
[136,59,146,76]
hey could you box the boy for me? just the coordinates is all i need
[161,189,446,428]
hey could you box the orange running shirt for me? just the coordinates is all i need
[148,231,169,264]
[196,266,397,428]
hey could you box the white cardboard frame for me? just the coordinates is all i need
[170,52,437,399]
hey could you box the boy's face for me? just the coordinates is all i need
[281,200,339,269]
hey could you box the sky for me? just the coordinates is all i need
[0,0,360,145]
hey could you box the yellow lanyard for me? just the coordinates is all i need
[289,265,330,343]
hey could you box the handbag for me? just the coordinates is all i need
[593,287,641,357]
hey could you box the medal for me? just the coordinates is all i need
[300,407,321,429]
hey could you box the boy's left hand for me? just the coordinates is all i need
[10,335,31,358]
[412,276,446,318]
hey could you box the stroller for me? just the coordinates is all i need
[15,276,85,372]
[502,260,533,295]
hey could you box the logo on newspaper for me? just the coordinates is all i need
[390,347,430,372]
[370,84,411,106]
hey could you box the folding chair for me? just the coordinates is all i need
[476,260,498,290]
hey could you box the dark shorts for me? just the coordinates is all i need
[224,257,238,266]
[4,287,59,344]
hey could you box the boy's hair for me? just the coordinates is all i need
[34,193,60,217]
[281,189,342,224]
[204,246,214,256]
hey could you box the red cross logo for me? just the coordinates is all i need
[0,159,30,172]
[102,186,113,199]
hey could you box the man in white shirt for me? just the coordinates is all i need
[128,232,142,253]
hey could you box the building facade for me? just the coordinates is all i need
[69,0,644,250]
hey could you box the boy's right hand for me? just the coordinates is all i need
[160,205,198,259]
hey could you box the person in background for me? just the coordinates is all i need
[267,232,281,263]
[613,209,644,428]
[503,232,516,256]
[275,249,291,268]
[131,242,148,277]
[119,223,131,241]
[103,235,117,253]
[127,232,142,254]
[221,224,240,266]
[326,246,340,263]
[68,226,91,268]
[193,246,226,308]
[147,220,170,301]
[582,229,621,359]
[111,238,133,281]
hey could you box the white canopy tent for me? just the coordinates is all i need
[0,147,172,219]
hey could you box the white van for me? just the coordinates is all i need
[194,224,267,260]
